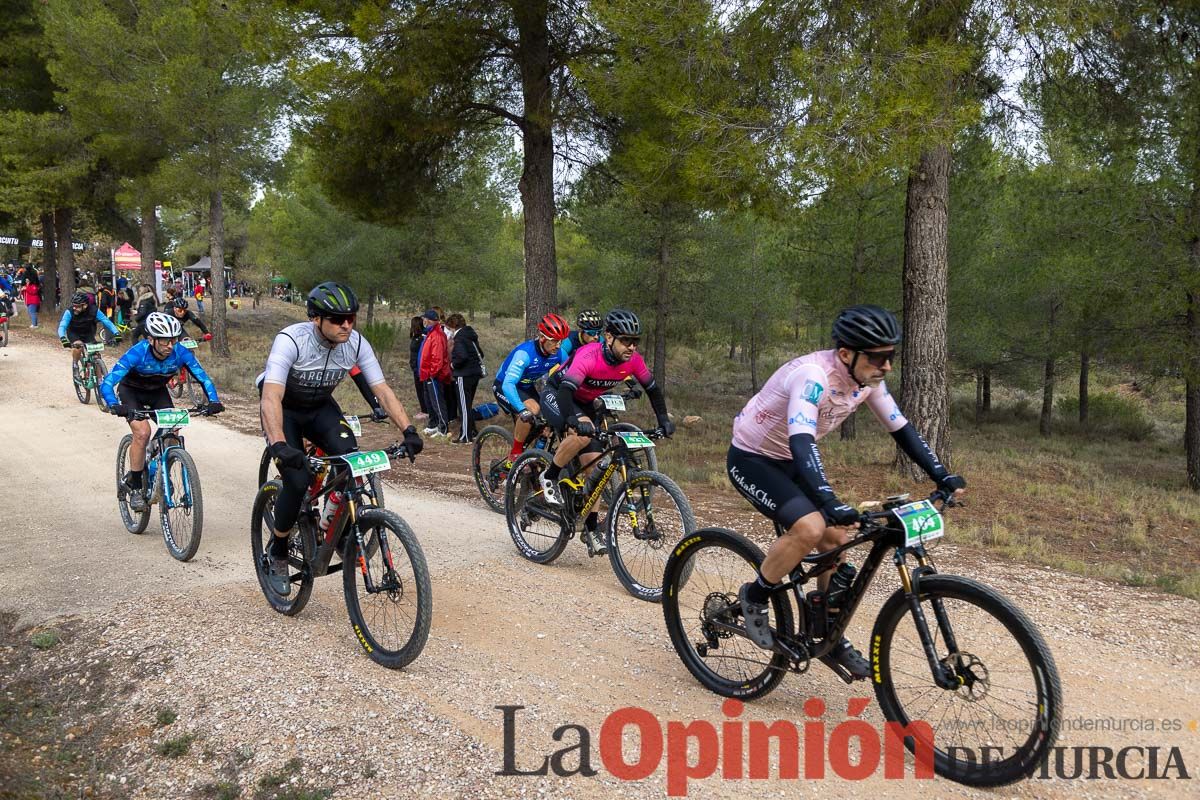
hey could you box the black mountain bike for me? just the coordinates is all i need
[662,492,1061,787]
[251,442,431,670]
[116,406,214,561]
[505,399,693,601]
[257,412,387,508]
[71,342,110,410]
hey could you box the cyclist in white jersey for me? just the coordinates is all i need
[729,305,966,677]
[258,281,424,595]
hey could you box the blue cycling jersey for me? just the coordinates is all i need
[494,339,568,411]
[101,340,220,406]
[58,306,120,342]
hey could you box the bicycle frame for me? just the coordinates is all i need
[135,420,195,511]
[299,454,387,583]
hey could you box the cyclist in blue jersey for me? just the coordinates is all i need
[59,291,121,365]
[493,313,571,465]
[559,309,602,366]
[101,312,225,510]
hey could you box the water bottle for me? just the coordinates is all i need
[805,591,827,639]
[318,491,344,532]
[825,563,857,615]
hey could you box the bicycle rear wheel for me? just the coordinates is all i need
[472,424,513,513]
[72,359,90,404]
[0,321,8,348]
[250,480,315,615]
[662,527,792,699]
[186,371,207,406]
[115,434,150,534]
[342,509,432,669]
[870,574,1061,787]
[504,450,570,564]
[92,357,110,411]
[168,373,185,399]
[606,470,694,602]
[160,448,203,561]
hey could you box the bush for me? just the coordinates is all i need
[1055,393,1155,440]
[357,320,401,353]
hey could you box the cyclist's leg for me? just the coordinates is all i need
[119,386,158,474]
[495,384,535,459]
[304,400,358,458]
[272,408,314,539]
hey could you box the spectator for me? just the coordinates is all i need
[20,278,41,327]
[115,277,134,326]
[447,313,485,443]
[133,283,158,338]
[408,315,430,420]
[194,280,205,314]
[417,308,451,437]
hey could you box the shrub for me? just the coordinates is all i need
[1055,393,1155,440]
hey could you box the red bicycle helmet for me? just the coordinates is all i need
[537,313,570,340]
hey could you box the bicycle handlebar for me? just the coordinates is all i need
[305,441,416,472]
[124,404,217,422]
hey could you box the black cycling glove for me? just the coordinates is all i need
[205,401,225,416]
[269,441,306,470]
[109,403,131,419]
[822,500,861,527]
[60,337,71,348]
[657,416,676,437]
[571,415,595,437]
[937,474,966,494]
[402,425,424,456]
[371,407,389,423]
[518,409,536,424]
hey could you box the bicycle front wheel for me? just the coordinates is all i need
[342,509,432,669]
[73,359,90,405]
[504,450,570,564]
[257,446,274,488]
[472,424,514,513]
[115,434,150,534]
[662,527,792,699]
[250,480,315,615]
[871,574,1062,787]
[92,357,109,411]
[160,448,203,561]
[606,470,695,602]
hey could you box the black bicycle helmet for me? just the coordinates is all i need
[170,297,189,311]
[577,309,602,331]
[70,290,90,306]
[832,305,901,350]
[306,281,359,317]
[604,308,641,337]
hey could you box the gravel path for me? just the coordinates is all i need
[2,331,1198,799]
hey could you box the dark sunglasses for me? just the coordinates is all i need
[583,328,602,337]
[616,336,641,347]
[322,313,356,326]
[858,349,896,367]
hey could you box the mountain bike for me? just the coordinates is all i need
[116,406,217,561]
[505,400,693,602]
[251,442,431,670]
[661,492,1062,787]
[166,338,208,406]
[99,313,132,345]
[71,342,110,410]
[256,412,388,509]
[473,381,655,513]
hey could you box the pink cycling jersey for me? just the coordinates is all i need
[731,349,907,461]
[560,341,655,403]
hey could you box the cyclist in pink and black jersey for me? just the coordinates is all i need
[539,308,675,554]
[730,305,966,678]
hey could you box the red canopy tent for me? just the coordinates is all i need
[113,242,141,271]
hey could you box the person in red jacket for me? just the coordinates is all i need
[20,280,41,328]
[418,309,451,437]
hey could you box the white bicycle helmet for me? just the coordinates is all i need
[145,311,182,338]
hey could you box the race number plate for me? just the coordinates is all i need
[894,500,944,545]
[342,450,390,477]
[599,394,626,411]
[85,343,105,354]
[180,338,198,350]
[615,430,655,449]
[154,409,191,428]
[344,415,363,436]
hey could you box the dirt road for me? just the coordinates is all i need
[2,329,1198,799]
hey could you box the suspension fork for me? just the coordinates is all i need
[894,550,961,689]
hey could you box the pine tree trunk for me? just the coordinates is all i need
[1079,350,1090,425]
[140,205,157,290]
[514,1,557,338]
[841,407,857,440]
[1040,300,1059,437]
[39,212,57,312]
[749,320,760,394]
[208,189,230,358]
[1188,292,1200,490]
[975,370,983,425]
[54,208,75,308]
[366,294,375,325]
[652,230,670,389]
[728,324,737,360]
[982,368,992,412]
[896,145,952,478]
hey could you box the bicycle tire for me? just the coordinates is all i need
[168,373,185,399]
[186,370,207,407]
[870,574,1062,787]
[472,425,514,513]
[342,508,432,669]
[73,358,90,405]
[608,422,658,473]
[0,321,7,348]
[257,446,274,488]
[161,448,203,561]
[115,434,151,534]
[504,449,570,564]
[662,527,792,699]
[92,357,110,411]
[250,480,315,615]
[606,470,695,602]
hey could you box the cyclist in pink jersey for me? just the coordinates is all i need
[538,309,676,555]
[731,305,966,678]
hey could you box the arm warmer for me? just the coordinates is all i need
[555,377,581,421]
[645,382,668,420]
[351,367,382,411]
[890,422,950,481]
[788,432,837,506]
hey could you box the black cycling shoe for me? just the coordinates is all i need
[822,637,872,680]
[268,553,292,596]
[739,583,774,649]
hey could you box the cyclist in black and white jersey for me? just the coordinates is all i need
[259,281,423,594]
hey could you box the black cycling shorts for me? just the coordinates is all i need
[726,444,820,531]
[539,387,603,454]
[271,399,359,533]
[492,382,539,416]
[118,385,173,412]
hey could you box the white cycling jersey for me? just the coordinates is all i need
[731,349,907,460]
[258,322,384,409]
